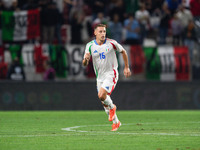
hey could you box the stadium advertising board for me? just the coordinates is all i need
[0,81,200,110]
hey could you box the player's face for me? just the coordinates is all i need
[94,27,106,42]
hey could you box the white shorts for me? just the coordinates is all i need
[97,72,118,95]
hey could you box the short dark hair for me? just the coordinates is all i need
[94,24,106,30]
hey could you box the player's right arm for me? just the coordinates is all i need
[82,42,92,66]
[82,53,90,66]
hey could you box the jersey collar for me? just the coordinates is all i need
[94,39,107,45]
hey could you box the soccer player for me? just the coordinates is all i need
[82,24,131,131]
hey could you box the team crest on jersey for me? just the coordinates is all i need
[94,50,98,53]
[106,46,109,52]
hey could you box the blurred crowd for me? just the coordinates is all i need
[0,0,200,46]
[0,0,200,81]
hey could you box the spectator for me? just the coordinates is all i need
[109,0,126,23]
[81,12,93,44]
[54,3,65,47]
[165,0,182,15]
[40,2,60,44]
[182,0,190,8]
[124,13,141,45]
[190,0,200,42]
[92,12,108,26]
[158,3,171,44]
[1,0,15,10]
[81,3,93,43]
[55,12,64,44]
[11,0,19,10]
[38,0,48,10]
[18,0,27,9]
[0,1,3,10]
[43,59,56,81]
[0,62,7,79]
[64,0,84,28]
[53,0,65,13]
[70,11,83,44]
[184,20,196,61]
[68,0,84,20]
[63,0,74,24]
[140,0,152,13]
[1,0,20,11]
[124,0,139,16]
[108,13,123,43]
[135,2,150,44]
[92,12,108,32]
[7,57,26,81]
[92,0,107,20]
[0,1,2,46]
[176,4,193,43]
[177,4,193,29]
[190,0,200,17]
[83,0,93,13]
[21,0,38,10]
[171,13,183,45]
[150,0,165,13]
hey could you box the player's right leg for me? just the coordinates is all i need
[102,100,121,131]
[97,81,121,131]
[111,121,121,131]
[102,102,118,122]
[98,87,114,109]
[98,87,116,122]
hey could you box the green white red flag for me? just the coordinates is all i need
[1,9,40,42]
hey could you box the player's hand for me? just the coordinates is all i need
[124,68,131,78]
[82,53,90,66]
[82,57,89,66]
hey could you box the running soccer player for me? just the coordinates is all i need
[82,24,131,131]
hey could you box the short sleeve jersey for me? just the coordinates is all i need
[84,38,124,82]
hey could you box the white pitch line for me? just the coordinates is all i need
[61,122,200,137]
[0,133,114,138]
[1,132,198,138]
[0,134,74,138]
[1,122,200,138]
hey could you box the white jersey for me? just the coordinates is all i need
[84,38,124,82]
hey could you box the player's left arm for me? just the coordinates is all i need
[120,49,131,78]
[112,40,131,78]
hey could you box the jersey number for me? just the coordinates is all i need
[99,52,106,59]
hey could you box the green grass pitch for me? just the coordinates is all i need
[0,111,200,150]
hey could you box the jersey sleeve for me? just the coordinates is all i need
[84,43,90,54]
[109,39,124,53]
[113,40,124,53]
[83,42,92,58]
